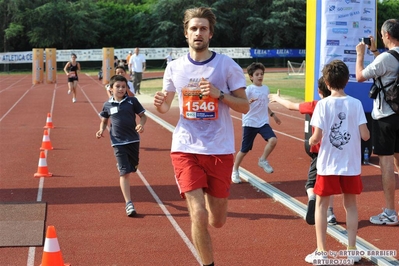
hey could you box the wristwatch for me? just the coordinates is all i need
[218,91,225,101]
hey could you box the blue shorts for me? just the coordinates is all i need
[113,142,140,176]
[240,123,277,153]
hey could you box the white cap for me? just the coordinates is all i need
[128,51,132,53]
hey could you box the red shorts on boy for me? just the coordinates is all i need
[170,152,234,199]
[314,174,363,196]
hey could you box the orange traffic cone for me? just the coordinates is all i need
[34,151,53,178]
[40,130,54,150]
[40,226,71,266]
[44,113,54,129]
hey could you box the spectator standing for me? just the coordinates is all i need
[129,47,146,95]
[126,51,132,74]
[165,52,173,65]
[355,18,399,225]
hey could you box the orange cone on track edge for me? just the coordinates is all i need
[44,113,54,129]
[34,151,53,178]
[40,226,71,266]
[40,130,54,150]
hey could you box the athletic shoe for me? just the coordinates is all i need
[125,201,136,217]
[327,214,337,225]
[67,89,71,95]
[305,249,328,264]
[72,98,76,103]
[346,249,362,263]
[231,170,241,184]
[258,158,273,173]
[306,198,315,225]
[369,209,399,225]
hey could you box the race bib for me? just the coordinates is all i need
[182,82,218,120]
[110,107,118,114]
[69,72,76,78]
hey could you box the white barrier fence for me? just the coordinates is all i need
[0,47,252,64]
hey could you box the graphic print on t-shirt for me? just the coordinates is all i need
[329,112,351,150]
[182,78,218,120]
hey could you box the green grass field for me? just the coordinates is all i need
[140,72,305,102]
[1,70,305,102]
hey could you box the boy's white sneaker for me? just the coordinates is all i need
[231,171,241,183]
[258,158,273,173]
[72,98,76,103]
[305,249,327,264]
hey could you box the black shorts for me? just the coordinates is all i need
[305,153,318,191]
[372,114,399,155]
[67,77,78,83]
[113,142,140,176]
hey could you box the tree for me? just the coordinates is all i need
[25,0,105,49]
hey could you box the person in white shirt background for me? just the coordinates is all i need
[129,47,146,95]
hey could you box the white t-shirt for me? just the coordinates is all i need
[163,52,246,155]
[242,84,270,127]
[362,47,399,119]
[129,54,146,73]
[311,95,367,175]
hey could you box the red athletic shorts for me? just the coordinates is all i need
[170,152,234,199]
[314,174,363,196]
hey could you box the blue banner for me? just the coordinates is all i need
[250,49,306,58]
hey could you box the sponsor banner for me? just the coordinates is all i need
[0,47,252,64]
[317,0,376,112]
[320,1,376,82]
[250,49,306,58]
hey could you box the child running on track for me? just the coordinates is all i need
[63,53,81,103]
[269,78,337,225]
[96,75,147,217]
[231,62,281,184]
[305,60,370,264]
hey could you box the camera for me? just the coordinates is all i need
[362,37,371,46]
[369,83,380,99]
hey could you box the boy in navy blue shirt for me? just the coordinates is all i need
[96,75,147,217]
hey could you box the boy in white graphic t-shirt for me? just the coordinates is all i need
[305,60,370,264]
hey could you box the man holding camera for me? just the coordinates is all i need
[355,19,399,226]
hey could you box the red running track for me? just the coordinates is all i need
[0,72,397,266]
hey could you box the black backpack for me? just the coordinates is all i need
[369,50,399,115]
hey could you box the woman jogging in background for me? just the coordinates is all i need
[64,53,81,103]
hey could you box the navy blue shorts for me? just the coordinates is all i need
[240,123,277,153]
[113,142,140,176]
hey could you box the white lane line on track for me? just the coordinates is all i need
[27,82,57,266]
[146,110,398,266]
[0,74,30,93]
[0,84,34,122]
[136,170,201,264]
[77,82,201,264]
